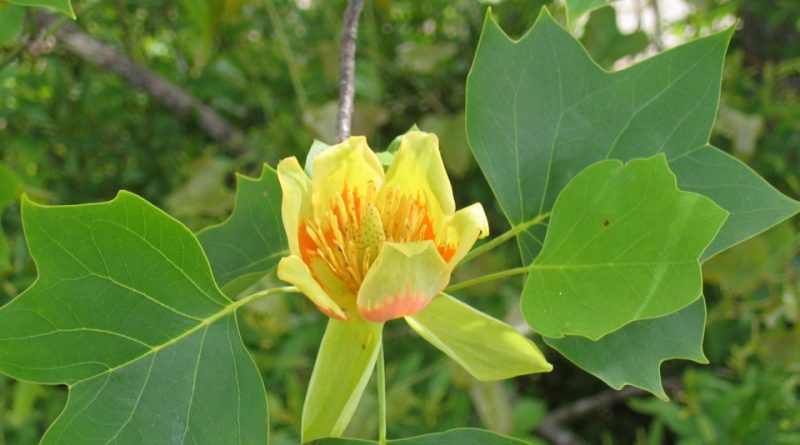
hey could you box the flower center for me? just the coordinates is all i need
[299,183,452,294]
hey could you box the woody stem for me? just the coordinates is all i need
[336,0,365,142]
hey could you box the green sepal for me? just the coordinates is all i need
[302,318,383,442]
[405,293,551,381]
[306,427,529,444]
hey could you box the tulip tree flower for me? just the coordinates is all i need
[277,131,552,442]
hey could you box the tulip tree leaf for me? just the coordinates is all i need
[522,155,727,340]
[7,0,74,19]
[544,298,708,400]
[670,145,800,260]
[466,10,798,265]
[198,164,287,296]
[0,192,268,444]
[308,428,528,444]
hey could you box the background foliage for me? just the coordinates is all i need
[0,0,798,443]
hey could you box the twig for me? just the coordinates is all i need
[335,0,364,142]
[537,386,644,445]
[0,13,66,72]
[35,12,247,155]
[536,379,682,445]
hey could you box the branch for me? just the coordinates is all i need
[35,12,247,155]
[335,0,365,142]
[535,379,682,445]
[536,386,644,445]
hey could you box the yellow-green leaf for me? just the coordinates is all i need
[522,155,727,340]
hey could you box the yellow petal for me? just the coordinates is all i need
[380,131,456,222]
[443,203,490,267]
[277,256,347,320]
[357,241,450,322]
[276,157,312,257]
[311,136,384,218]
[304,255,359,317]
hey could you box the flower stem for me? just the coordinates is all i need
[461,212,550,265]
[377,343,387,444]
[445,265,532,293]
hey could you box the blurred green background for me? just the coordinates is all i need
[0,0,798,443]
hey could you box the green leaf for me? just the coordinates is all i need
[0,5,25,46]
[544,298,708,400]
[302,318,383,442]
[466,10,798,264]
[308,428,529,444]
[0,192,268,444]
[405,294,551,381]
[670,145,800,260]
[197,164,287,296]
[522,155,727,340]
[7,0,74,19]
[565,0,618,29]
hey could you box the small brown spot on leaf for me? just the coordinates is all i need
[603,219,610,227]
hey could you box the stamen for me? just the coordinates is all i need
[302,182,447,294]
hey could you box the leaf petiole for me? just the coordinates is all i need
[445,265,533,293]
[234,285,299,309]
[460,212,550,265]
